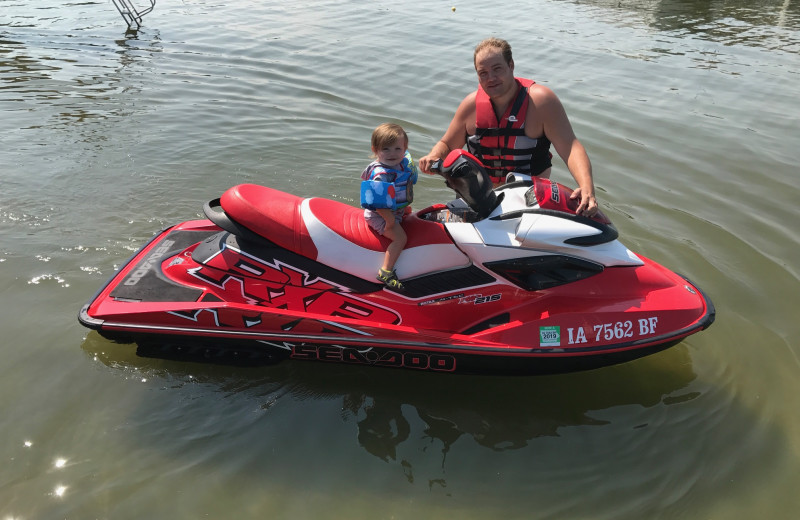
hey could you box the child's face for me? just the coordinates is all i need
[374,138,406,168]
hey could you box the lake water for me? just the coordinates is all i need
[2,0,799,518]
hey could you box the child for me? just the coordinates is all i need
[360,123,419,290]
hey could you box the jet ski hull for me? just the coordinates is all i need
[80,216,715,375]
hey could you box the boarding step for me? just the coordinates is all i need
[111,0,156,30]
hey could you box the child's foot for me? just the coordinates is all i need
[377,268,404,290]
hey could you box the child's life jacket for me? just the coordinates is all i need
[360,151,419,211]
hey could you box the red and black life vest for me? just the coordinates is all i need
[466,77,552,182]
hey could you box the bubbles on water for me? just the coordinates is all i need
[0,209,51,227]
[28,273,69,287]
[60,245,90,253]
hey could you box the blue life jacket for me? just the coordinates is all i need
[360,151,419,210]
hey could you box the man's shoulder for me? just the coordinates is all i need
[456,90,479,120]
[459,89,479,107]
[527,82,557,102]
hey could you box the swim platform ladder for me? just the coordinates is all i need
[111,0,156,30]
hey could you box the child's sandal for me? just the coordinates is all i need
[377,268,404,290]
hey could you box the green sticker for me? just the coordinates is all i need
[539,326,561,347]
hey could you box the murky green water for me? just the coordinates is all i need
[2,0,799,518]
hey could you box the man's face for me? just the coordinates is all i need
[475,48,514,98]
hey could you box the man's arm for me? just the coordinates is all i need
[534,86,598,216]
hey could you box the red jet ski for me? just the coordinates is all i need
[79,150,714,375]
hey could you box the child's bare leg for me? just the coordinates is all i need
[381,220,407,271]
[374,210,407,289]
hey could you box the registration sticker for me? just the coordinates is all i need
[539,326,561,347]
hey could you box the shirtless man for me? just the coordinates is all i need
[419,37,598,217]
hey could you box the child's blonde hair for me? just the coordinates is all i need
[371,123,408,156]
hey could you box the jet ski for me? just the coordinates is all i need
[79,150,715,375]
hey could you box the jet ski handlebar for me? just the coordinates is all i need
[428,150,502,219]
[427,149,483,178]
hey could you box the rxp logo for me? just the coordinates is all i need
[458,293,501,305]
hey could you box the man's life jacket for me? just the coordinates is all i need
[466,77,552,182]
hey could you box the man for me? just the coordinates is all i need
[419,37,598,217]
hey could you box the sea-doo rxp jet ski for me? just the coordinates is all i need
[79,150,714,374]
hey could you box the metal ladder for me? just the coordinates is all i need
[111,0,156,30]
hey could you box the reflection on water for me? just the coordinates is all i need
[566,0,800,62]
[0,21,165,185]
[573,0,799,37]
[77,331,792,520]
[82,331,699,481]
[0,32,160,123]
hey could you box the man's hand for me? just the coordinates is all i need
[570,187,598,217]
[418,154,440,174]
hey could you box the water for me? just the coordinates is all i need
[2,0,799,517]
